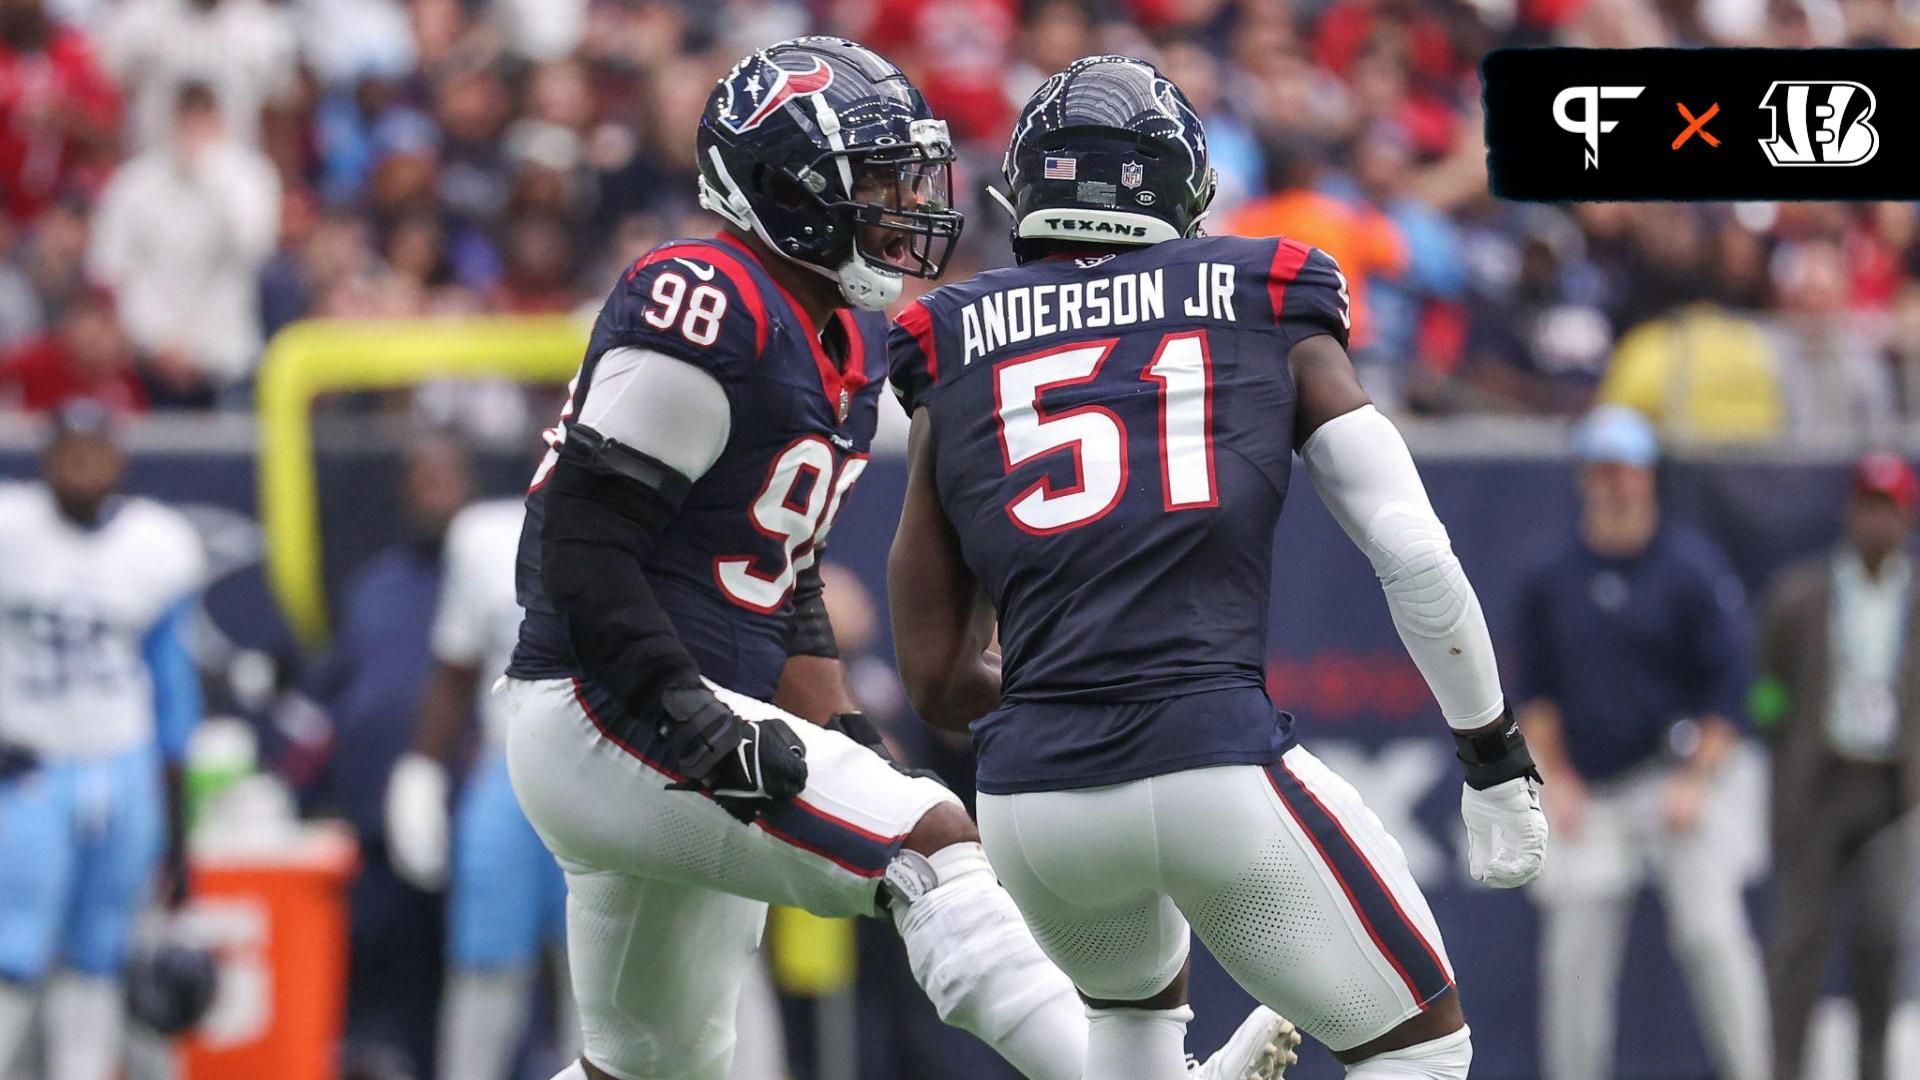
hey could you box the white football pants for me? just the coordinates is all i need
[978,745,1457,1053]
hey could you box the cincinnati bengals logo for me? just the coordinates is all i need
[1758,81,1879,167]
[720,56,836,134]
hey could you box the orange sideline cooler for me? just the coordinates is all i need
[179,823,358,1080]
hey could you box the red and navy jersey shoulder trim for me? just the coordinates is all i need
[1266,238,1351,351]
[889,297,940,414]
[620,238,772,359]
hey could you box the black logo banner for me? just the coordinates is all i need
[1483,48,1919,200]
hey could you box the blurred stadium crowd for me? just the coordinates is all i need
[2,0,1920,440]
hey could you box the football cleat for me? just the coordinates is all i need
[1189,1007,1302,1080]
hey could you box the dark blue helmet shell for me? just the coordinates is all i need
[1003,56,1216,263]
[697,38,964,309]
[126,942,218,1035]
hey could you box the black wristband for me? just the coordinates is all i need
[1452,706,1542,791]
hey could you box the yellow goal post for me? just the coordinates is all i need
[256,315,587,648]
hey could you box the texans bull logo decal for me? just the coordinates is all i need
[722,56,836,134]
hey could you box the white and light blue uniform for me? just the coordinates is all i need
[436,499,565,970]
[0,484,204,982]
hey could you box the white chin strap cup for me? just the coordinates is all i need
[833,257,904,311]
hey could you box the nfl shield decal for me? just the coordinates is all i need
[1121,160,1144,189]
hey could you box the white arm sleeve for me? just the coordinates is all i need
[1300,405,1505,730]
[575,347,732,482]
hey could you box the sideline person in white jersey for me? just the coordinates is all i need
[0,402,207,1080]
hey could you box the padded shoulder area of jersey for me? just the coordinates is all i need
[889,297,940,414]
[1263,239,1351,350]
[603,238,773,368]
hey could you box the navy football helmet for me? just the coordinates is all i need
[999,55,1216,263]
[125,941,218,1035]
[697,38,964,310]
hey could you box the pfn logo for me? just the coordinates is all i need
[1553,86,1645,170]
[1758,81,1878,167]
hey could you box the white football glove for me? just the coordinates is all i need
[386,753,450,891]
[1461,775,1548,888]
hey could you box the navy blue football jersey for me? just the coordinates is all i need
[510,233,885,717]
[889,235,1349,793]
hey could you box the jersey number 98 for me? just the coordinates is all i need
[642,271,729,347]
[714,438,868,613]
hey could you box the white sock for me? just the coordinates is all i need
[47,972,124,1080]
[1344,1027,1473,1080]
[0,980,34,1076]
[438,966,535,1080]
[1087,1005,1194,1080]
[547,1061,590,1080]
[890,842,1088,1080]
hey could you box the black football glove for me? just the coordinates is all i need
[827,712,948,787]
[659,681,809,823]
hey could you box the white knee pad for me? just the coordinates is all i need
[889,843,1073,1033]
[1344,1027,1472,1080]
[889,842,1087,1080]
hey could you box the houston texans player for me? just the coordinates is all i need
[887,56,1550,1080]
[502,39,1297,1080]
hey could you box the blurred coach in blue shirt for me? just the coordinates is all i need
[1515,405,1770,1080]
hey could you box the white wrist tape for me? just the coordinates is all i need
[1301,406,1504,730]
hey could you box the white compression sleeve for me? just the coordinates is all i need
[576,347,732,482]
[1300,406,1504,731]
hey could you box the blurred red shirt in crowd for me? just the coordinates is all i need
[0,290,146,413]
[1312,0,1458,81]
[839,0,1014,141]
[0,6,120,224]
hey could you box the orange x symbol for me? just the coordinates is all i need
[1673,102,1721,149]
